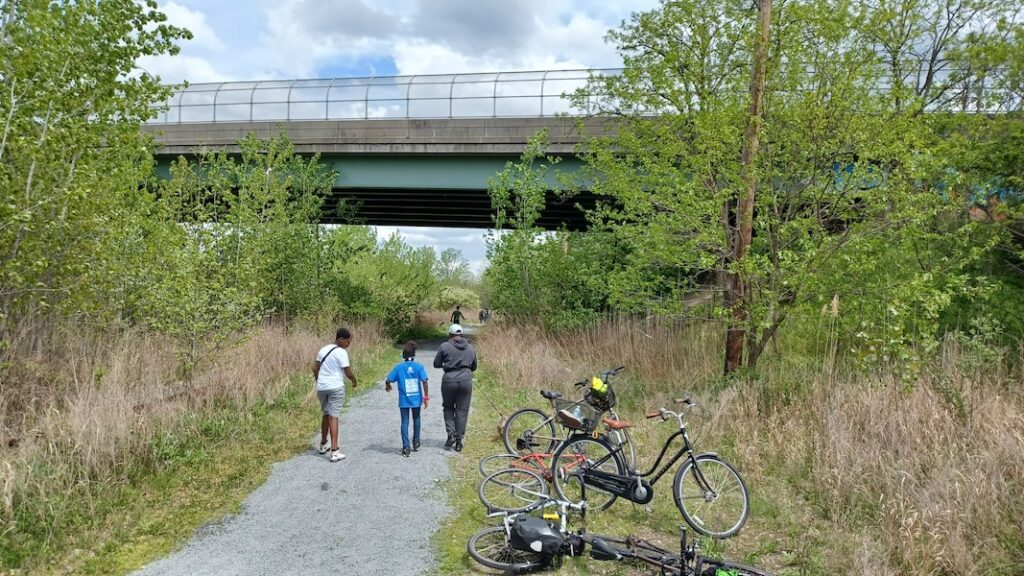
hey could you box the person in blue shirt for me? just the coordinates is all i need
[385,341,430,457]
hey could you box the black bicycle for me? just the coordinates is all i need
[583,526,773,576]
[551,397,750,538]
[468,493,771,575]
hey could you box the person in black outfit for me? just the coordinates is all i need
[433,323,477,452]
[450,305,464,325]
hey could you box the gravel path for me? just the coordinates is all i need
[131,338,457,576]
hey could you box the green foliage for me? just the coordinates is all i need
[0,0,188,346]
[133,134,334,379]
[317,228,443,333]
[435,286,481,311]
[485,131,623,329]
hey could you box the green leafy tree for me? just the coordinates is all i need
[0,0,188,348]
[318,227,442,333]
[485,131,622,328]
[139,134,334,380]
[568,0,1024,371]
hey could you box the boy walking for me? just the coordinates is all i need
[385,341,430,457]
[313,327,359,462]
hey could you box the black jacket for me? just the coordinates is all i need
[433,336,477,383]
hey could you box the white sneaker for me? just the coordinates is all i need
[329,450,346,462]
[318,440,330,454]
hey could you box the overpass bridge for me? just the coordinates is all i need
[143,69,619,229]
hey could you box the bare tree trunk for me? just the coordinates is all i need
[724,0,771,375]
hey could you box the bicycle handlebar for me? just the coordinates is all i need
[646,397,700,425]
[574,366,625,388]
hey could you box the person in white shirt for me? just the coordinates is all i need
[312,327,359,462]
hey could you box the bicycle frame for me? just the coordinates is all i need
[568,404,719,504]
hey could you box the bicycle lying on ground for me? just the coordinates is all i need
[502,366,637,468]
[468,493,772,575]
[551,397,750,538]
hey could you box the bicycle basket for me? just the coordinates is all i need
[553,399,601,431]
[584,385,616,412]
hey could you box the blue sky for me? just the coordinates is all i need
[140,0,659,273]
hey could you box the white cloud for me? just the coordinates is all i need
[138,53,226,84]
[373,226,489,271]
[161,2,224,51]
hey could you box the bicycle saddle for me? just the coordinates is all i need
[540,390,562,400]
[602,417,632,430]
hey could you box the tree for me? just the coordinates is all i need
[435,248,474,287]
[572,0,932,372]
[138,134,334,380]
[725,0,772,373]
[485,131,622,328]
[0,0,188,348]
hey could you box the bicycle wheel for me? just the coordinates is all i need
[698,558,774,576]
[551,434,626,512]
[503,408,559,455]
[673,454,749,539]
[479,453,524,477]
[479,468,548,512]
[467,525,546,572]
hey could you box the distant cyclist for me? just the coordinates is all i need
[450,305,464,325]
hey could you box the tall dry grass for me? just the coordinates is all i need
[0,319,385,535]
[477,318,1024,575]
[478,317,722,395]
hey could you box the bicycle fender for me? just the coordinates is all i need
[692,451,720,459]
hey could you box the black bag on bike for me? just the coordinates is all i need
[508,514,563,555]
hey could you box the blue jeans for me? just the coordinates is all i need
[400,407,421,449]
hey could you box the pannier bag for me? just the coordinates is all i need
[508,514,564,555]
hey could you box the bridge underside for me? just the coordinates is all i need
[322,187,593,229]
[153,145,597,230]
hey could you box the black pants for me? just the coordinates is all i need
[441,379,473,440]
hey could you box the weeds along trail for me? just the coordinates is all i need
[473,319,1024,575]
[0,320,389,573]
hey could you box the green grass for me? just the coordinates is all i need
[394,322,449,344]
[4,348,393,576]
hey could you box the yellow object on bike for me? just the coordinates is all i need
[543,512,560,521]
[590,376,607,396]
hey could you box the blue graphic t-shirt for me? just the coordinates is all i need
[387,360,428,408]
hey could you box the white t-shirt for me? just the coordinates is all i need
[316,344,350,391]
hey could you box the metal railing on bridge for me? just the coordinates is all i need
[147,68,621,124]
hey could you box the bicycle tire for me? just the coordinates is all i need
[479,468,548,512]
[698,558,774,576]
[479,452,524,477]
[467,525,546,572]
[503,408,559,455]
[550,434,627,512]
[673,455,749,539]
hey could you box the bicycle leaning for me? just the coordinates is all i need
[501,366,637,468]
[550,397,750,538]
